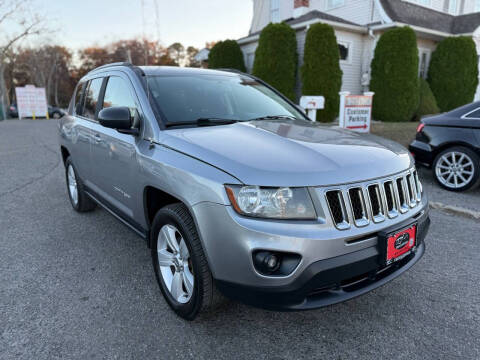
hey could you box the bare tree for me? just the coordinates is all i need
[0,0,45,119]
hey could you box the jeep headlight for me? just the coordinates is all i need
[225,185,316,219]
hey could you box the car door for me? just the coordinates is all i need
[88,73,141,221]
[70,79,103,183]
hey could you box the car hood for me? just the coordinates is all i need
[160,120,413,187]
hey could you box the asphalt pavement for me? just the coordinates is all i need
[1,120,479,360]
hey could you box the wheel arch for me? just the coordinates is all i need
[432,141,480,160]
[60,146,70,165]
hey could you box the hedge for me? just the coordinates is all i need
[301,23,342,122]
[252,23,297,101]
[414,78,440,121]
[208,40,246,72]
[428,36,479,112]
[370,27,420,122]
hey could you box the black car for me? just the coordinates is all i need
[6,103,65,119]
[409,102,480,192]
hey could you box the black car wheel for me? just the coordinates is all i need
[433,146,480,192]
[151,203,223,320]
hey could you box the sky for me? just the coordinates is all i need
[31,0,253,50]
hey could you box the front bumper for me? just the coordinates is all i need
[216,213,429,310]
[191,187,430,310]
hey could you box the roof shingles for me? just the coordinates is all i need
[380,0,480,34]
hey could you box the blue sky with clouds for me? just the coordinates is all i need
[34,0,252,50]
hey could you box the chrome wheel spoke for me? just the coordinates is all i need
[67,165,78,205]
[157,249,175,267]
[179,238,189,259]
[161,225,179,253]
[170,271,184,301]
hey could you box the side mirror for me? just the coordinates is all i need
[98,106,139,135]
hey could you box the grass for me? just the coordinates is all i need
[370,121,419,148]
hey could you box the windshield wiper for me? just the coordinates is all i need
[248,115,298,121]
[165,118,240,128]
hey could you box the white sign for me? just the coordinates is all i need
[339,91,374,133]
[299,96,325,122]
[15,85,49,119]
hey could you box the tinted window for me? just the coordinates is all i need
[147,74,304,124]
[465,108,480,119]
[83,78,103,119]
[102,76,136,117]
[74,81,86,115]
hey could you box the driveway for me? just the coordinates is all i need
[1,120,479,359]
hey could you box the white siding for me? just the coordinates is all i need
[295,29,364,98]
[404,0,446,12]
[314,0,379,25]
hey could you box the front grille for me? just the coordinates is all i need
[383,181,398,217]
[324,169,421,230]
[348,188,369,227]
[325,190,349,230]
[368,184,384,222]
[396,178,408,212]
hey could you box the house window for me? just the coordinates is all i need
[447,0,458,14]
[418,48,431,79]
[270,0,280,23]
[338,41,351,63]
[326,0,345,10]
[411,0,431,6]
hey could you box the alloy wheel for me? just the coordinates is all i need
[157,224,194,304]
[67,164,79,205]
[435,151,475,189]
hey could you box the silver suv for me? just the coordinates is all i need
[59,63,430,320]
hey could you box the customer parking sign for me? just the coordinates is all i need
[339,91,374,133]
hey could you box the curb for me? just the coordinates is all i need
[430,201,480,221]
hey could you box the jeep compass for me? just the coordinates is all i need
[59,63,430,319]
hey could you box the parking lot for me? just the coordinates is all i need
[1,119,479,360]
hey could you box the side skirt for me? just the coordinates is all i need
[85,189,149,241]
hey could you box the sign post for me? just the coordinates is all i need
[299,96,325,121]
[339,91,374,133]
[15,85,49,120]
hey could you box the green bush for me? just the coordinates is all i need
[253,23,297,101]
[414,78,440,121]
[208,40,246,72]
[370,27,420,122]
[301,23,342,122]
[428,36,479,112]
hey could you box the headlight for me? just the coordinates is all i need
[225,185,316,219]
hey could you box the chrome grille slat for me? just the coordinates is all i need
[324,169,422,230]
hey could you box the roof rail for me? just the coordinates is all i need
[90,62,146,78]
[92,62,134,71]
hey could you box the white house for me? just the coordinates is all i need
[238,0,480,101]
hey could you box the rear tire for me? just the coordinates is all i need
[433,146,480,192]
[151,203,223,320]
[65,157,96,212]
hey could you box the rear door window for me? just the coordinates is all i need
[465,108,480,119]
[83,78,104,120]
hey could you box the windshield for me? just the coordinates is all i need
[146,74,306,125]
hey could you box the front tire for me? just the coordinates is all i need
[65,157,96,212]
[151,203,222,320]
[433,146,480,192]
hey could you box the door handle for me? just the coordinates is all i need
[94,133,101,143]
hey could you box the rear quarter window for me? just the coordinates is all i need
[465,108,480,119]
[74,81,86,115]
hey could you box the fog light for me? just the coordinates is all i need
[265,254,279,270]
